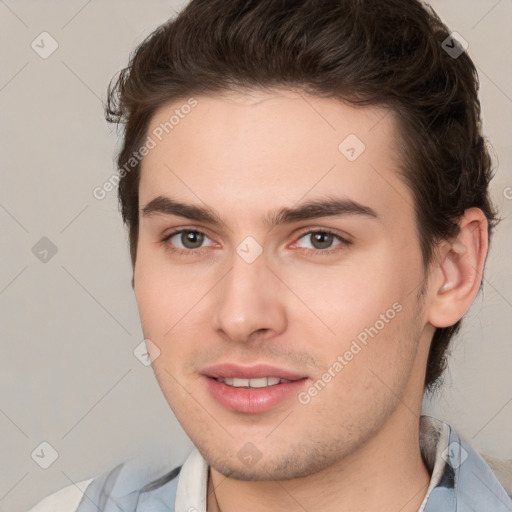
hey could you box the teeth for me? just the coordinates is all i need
[249,377,278,388]
[217,377,291,388]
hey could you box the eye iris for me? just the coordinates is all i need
[311,232,334,249]
[182,231,204,249]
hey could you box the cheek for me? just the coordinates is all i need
[134,246,212,336]
[133,248,218,389]
[296,301,421,425]
[277,251,411,342]
[280,249,423,383]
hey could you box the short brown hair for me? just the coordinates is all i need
[105,0,498,393]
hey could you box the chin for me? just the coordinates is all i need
[203,441,345,482]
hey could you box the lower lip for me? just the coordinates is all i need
[204,377,309,414]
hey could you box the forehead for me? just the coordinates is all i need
[139,89,412,225]
[143,89,398,162]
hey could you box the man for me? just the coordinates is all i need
[30,0,511,510]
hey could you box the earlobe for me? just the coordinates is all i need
[428,208,488,328]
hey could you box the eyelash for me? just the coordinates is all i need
[160,228,352,257]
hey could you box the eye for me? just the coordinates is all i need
[295,230,346,251]
[164,229,216,252]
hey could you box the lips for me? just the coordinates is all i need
[202,363,309,413]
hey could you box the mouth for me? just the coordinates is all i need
[202,363,309,413]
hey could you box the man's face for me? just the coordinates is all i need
[135,90,434,480]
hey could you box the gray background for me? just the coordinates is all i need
[0,1,511,510]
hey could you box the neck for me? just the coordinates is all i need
[207,412,431,512]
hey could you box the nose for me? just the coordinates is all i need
[210,250,287,343]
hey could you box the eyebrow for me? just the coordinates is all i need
[141,195,379,227]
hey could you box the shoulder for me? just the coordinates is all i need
[419,415,512,509]
[28,479,94,512]
[28,454,184,512]
[479,451,512,498]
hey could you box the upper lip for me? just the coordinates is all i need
[202,363,307,381]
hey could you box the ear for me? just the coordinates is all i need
[426,208,489,328]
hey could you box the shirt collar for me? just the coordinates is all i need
[175,447,209,512]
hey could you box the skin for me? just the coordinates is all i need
[134,89,488,512]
